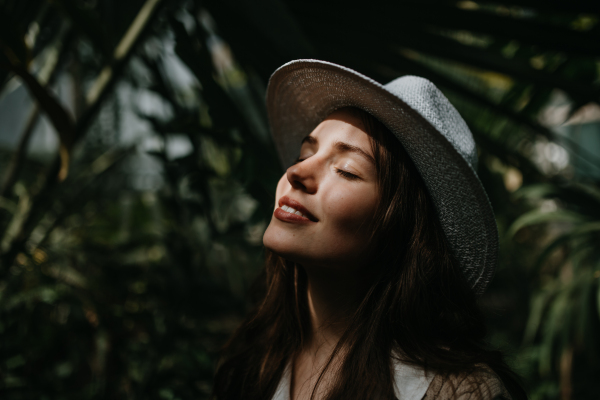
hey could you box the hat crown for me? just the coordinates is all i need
[384,76,478,171]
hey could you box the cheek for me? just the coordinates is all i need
[324,186,378,231]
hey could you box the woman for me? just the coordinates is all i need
[213,60,526,400]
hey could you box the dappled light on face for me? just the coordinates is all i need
[263,111,378,270]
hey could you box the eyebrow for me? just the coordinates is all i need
[300,135,375,165]
[301,135,317,145]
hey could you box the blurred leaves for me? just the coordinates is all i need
[509,183,600,396]
[53,0,112,59]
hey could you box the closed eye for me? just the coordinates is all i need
[336,168,360,180]
[295,157,360,180]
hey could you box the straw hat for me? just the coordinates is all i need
[266,59,498,295]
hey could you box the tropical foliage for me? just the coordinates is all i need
[0,0,598,398]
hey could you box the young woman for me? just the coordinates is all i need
[213,60,526,400]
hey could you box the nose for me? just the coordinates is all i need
[286,158,319,194]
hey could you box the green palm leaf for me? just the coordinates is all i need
[507,209,586,238]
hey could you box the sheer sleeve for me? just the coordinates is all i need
[421,367,511,400]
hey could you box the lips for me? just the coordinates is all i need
[276,196,318,222]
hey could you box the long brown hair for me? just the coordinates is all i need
[213,107,526,400]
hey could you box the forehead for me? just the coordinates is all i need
[307,111,372,151]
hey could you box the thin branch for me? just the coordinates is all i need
[0,60,75,180]
[0,107,40,198]
[0,30,74,200]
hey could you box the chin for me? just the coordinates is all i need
[262,223,306,265]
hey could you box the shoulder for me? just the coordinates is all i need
[422,366,512,400]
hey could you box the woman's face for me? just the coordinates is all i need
[263,109,379,270]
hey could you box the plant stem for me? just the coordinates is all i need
[560,346,573,400]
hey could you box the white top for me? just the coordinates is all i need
[271,358,434,400]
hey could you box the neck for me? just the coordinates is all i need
[301,264,369,354]
[289,264,373,400]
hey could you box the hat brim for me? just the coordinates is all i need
[266,59,497,296]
